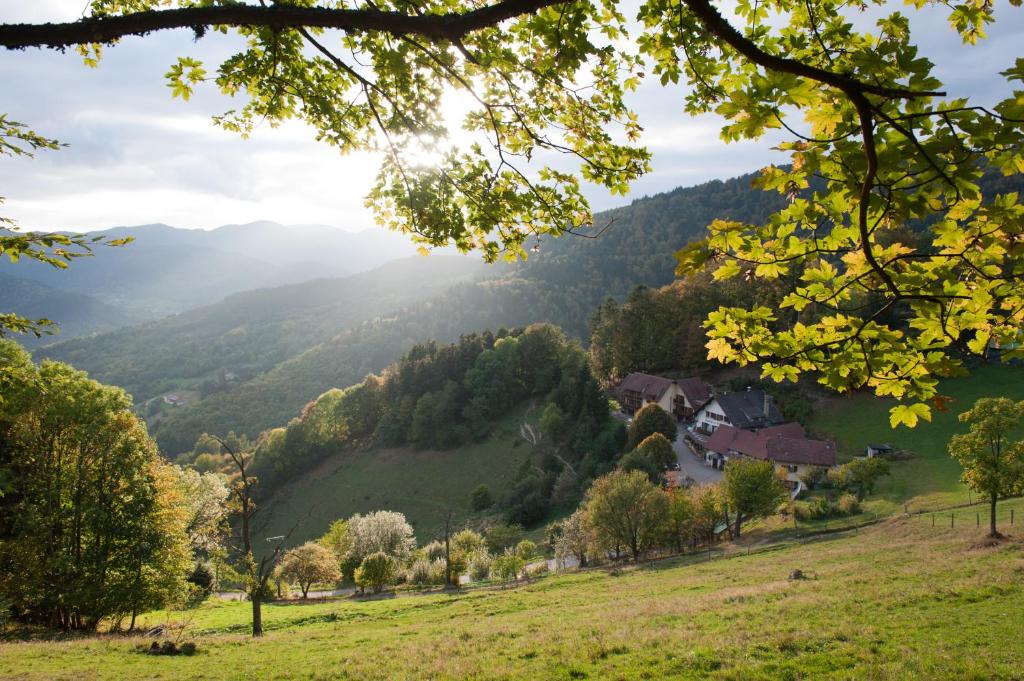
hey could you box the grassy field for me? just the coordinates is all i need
[255,406,537,546]
[811,363,1024,513]
[4,503,1024,680]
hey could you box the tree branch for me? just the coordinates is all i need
[0,0,569,50]
[680,0,944,100]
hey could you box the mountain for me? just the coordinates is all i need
[1,221,423,321]
[134,172,791,453]
[39,255,487,408]
[0,272,142,348]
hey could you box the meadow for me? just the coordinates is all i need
[255,406,536,546]
[3,505,1023,680]
[811,363,1024,513]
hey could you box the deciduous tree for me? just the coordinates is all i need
[0,340,190,631]
[949,397,1024,538]
[628,404,677,450]
[277,542,342,598]
[585,469,667,561]
[722,458,786,538]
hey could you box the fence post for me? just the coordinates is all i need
[951,513,954,528]
[1012,509,1015,526]
[932,514,935,527]
[976,512,980,528]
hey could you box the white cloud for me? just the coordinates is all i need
[1,0,1022,233]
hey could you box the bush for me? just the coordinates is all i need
[428,559,448,586]
[800,467,829,490]
[794,494,861,520]
[490,549,525,583]
[484,523,524,554]
[470,484,494,511]
[467,552,493,582]
[422,540,446,562]
[186,562,215,605]
[837,493,861,515]
[354,552,398,594]
[526,561,549,578]
[406,558,433,587]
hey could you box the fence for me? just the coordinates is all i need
[913,504,1018,530]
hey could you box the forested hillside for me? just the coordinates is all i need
[0,272,142,348]
[40,256,485,407]
[146,173,787,453]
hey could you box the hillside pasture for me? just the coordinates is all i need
[255,406,537,546]
[3,508,1023,680]
[811,363,1024,512]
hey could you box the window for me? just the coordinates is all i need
[786,464,798,473]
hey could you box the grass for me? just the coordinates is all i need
[255,405,536,547]
[4,505,1024,680]
[810,363,1024,512]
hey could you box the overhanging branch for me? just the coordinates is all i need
[0,0,569,50]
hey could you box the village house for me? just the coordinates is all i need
[703,422,837,486]
[615,372,712,422]
[162,392,187,407]
[693,388,785,434]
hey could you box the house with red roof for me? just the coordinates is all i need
[615,372,712,421]
[703,422,837,485]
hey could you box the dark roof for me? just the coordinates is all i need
[706,423,835,467]
[675,377,712,409]
[712,390,785,429]
[765,436,837,467]
[617,372,675,401]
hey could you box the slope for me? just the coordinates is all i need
[4,510,1023,680]
[39,255,486,407]
[0,272,142,348]
[2,221,422,319]
[811,363,1024,513]
[150,172,788,452]
[254,405,536,547]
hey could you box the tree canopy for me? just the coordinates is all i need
[949,397,1024,537]
[3,0,1024,423]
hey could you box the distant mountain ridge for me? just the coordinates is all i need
[0,272,143,348]
[2,220,423,326]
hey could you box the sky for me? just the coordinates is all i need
[0,1,1022,233]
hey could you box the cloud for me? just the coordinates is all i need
[2,1,1022,232]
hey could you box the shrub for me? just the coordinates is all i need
[428,559,448,586]
[484,523,524,554]
[837,493,861,515]
[526,561,549,578]
[800,467,828,490]
[467,552,493,582]
[490,549,525,583]
[470,484,494,511]
[422,540,446,562]
[186,562,215,605]
[354,552,398,594]
[406,559,433,587]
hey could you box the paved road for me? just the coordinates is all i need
[673,431,723,485]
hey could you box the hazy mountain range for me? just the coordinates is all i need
[1,220,424,344]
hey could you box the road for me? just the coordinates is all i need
[673,431,723,485]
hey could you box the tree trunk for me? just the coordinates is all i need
[990,493,999,538]
[251,595,263,637]
[735,513,743,538]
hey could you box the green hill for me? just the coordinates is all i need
[811,363,1024,513]
[4,508,1022,680]
[254,405,537,546]
[38,255,485,407]
[0,272,142,348]
[140,172,788,453]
